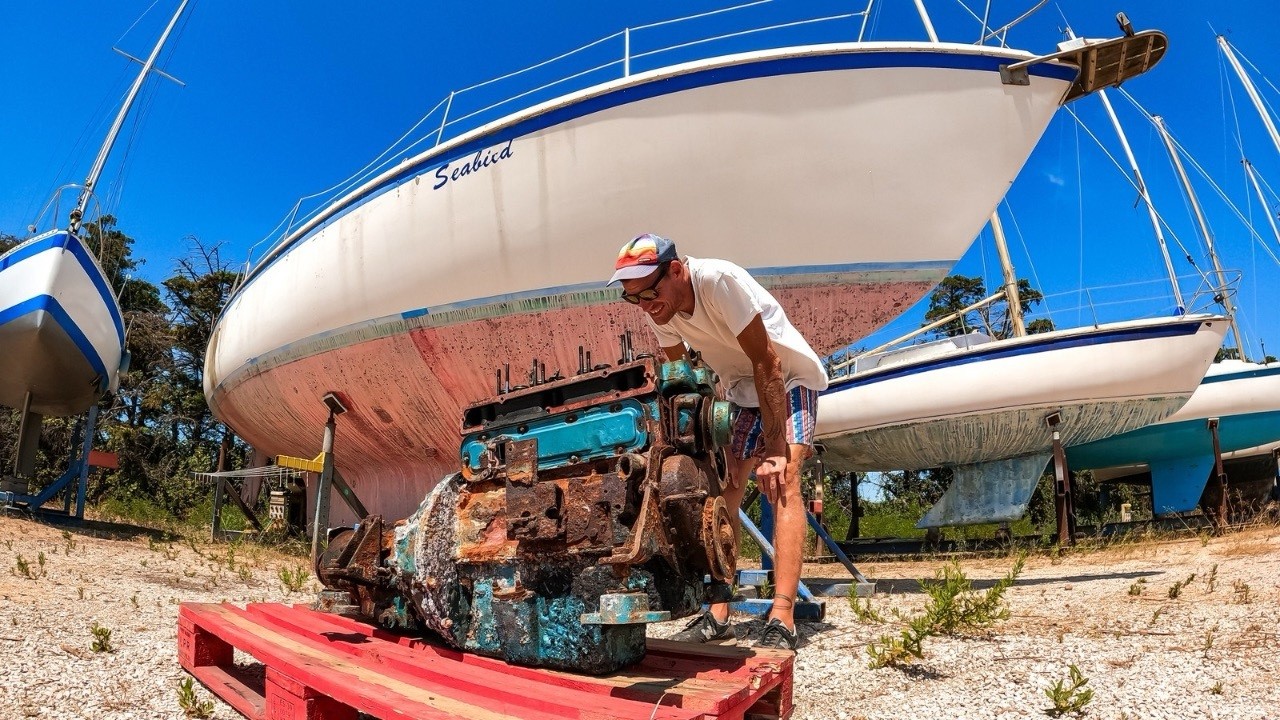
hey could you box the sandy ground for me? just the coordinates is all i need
[1,513,1278,719]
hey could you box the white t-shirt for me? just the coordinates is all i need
[648,257,829,407]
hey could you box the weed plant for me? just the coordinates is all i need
[866,554,1025,669]
[90,623,114,653]
[177,677,214,719]
[13,553,47,580]
[849,594,884,623]
[1232,580,1252,604]
[279,565,310,594]
[1044,664,1093,716]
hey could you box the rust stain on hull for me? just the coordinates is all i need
[212,281,935,521]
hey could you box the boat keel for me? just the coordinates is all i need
[917,452,1052,528]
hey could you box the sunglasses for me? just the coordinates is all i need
[620,262,669,304]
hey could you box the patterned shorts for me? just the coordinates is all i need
[729,386,819,461]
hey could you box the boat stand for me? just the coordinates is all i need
[205,433,267,541]
[1205,418,1230,532]
[210,484,265,542]
[307,393,369,567]
[728,494,876,620]
[0,403,102,523]
[1046,413,1077,546]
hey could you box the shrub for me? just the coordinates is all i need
[867,555,1024,669]
[90,623,114,653]
[1044,663,1093,716]
[177,677,214,718]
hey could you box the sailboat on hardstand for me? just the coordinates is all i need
[0,1,189,421]
[814,220,1227,529]
[205,6,1176,524]
[1067,41,1280,517]
[814,65,1231,529]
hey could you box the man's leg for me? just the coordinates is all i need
[706,452,758,623]
[768,443,812,631]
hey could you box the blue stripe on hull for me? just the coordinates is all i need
[0,231,125,345]
[236,49,1075,298]
[0,296,110,386]
[398,259,948,320]
[1202,364,1280,384]
[822,320,1205,395]
[1067,410,1280,470]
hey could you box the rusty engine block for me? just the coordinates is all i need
[315,350,737,673]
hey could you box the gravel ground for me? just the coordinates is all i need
[2,513,1278,719]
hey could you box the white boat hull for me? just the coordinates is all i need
[206,42,1078,522]
[816,315,1229,472]
[0,231,124,416]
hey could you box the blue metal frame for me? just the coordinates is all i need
[732,506,826,620]
[0,405,97,522]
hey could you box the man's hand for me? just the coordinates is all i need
[755,452,788,504]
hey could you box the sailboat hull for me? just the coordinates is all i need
[816,316,1229,471]
[0,231,124,416]
[206,42,1078,522]
[1068,362,1280,513]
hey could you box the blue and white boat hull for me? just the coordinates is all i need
[1069,361,1280,514]
[0,230,125,416]
[815,315,1229,526]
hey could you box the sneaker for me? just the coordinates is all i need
[670,610,732,643]
[752,618,799,650]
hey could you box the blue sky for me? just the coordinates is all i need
[3,1,1279,359]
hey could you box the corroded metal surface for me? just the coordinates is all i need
[315,355,736,673]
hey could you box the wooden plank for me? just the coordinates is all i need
[242,603,695,720]
[179,603,792,720]
[277,605,741,706]
[187,664,266,720]
[270,604,790,717]
[181,604,560,720]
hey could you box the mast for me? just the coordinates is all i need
[1152,115,1248,360]
[70,0,190,233]
[989,210,1026,337]
[1218,36,1280,158]
[1096,89,1185,314]
[1243,159,1280,246]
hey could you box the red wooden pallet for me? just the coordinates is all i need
[178,603,793,720]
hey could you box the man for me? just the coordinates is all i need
[607,233,829,650]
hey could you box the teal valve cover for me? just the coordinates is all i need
[460,398,653,470]
[658,358,716,395]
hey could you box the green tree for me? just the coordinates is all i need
[879,468,952,509]
[78,216,142,292]
[161,238,241,448]
[922,274,1053,339]
[1215,347,1240,362]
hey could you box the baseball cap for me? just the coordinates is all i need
[607,233,679,285]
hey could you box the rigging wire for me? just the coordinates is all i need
[115,0,165,48]
[24,61,134,233]
[1119,89,1280,269]
[1060,105,1205,277]
[1000,198,1054,320]
[1228,38,1280,124]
